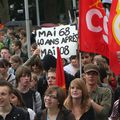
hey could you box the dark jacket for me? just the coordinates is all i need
[37,106,76,120]
[20,50,28,63]
[114,86,120,102]
[80,106,95,120]
[0,105,30,120]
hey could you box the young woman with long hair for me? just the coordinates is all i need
[64,78,95,120]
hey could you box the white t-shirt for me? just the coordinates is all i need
[27,108,36,120]
[64,63,78,76]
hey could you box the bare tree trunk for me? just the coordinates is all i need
[0,0,10,24]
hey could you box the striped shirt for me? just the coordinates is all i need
[109,99,120,120]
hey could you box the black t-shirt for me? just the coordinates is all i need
[80,106,95,120]
[21,90,34,109]
[114,87,120,101]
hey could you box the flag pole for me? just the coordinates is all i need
[78,0,82,78]
[79,52,82,78]
[73,0,82,78]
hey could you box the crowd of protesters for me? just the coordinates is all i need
[0,1,120,120]
[0,25,119,120]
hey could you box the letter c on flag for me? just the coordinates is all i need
[86,9,103,32]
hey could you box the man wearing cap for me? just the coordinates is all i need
[84,63,112,120]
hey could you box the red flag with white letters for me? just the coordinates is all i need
[108,0,120,75]
[79,0,109,58]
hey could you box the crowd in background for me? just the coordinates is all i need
[0,0,120,120]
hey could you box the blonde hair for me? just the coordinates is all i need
[64,78,89,110]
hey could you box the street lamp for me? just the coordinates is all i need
[24,0,31,57]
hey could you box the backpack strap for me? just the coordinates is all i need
[6,74,12,81]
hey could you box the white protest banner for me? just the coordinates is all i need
[36,25,78,59]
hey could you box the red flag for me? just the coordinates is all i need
[108,0,120,75]
[56,47,66,90]
[79,0,109,58]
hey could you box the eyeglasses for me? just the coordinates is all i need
[45,94,57,99]
[47,76,56,80]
